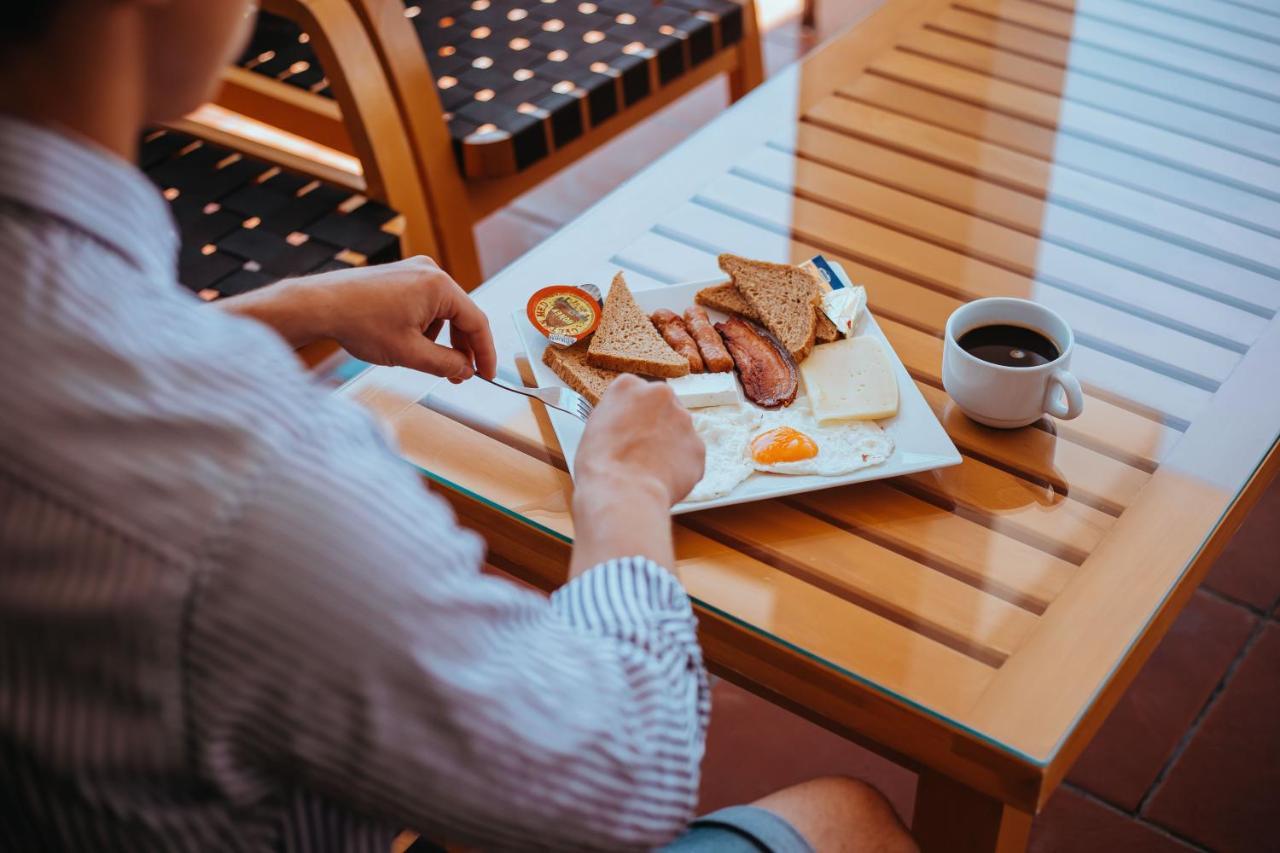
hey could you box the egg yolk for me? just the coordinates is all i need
[750,427,819,465]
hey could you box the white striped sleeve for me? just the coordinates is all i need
[183,402,709,852]
[552,557,711,803]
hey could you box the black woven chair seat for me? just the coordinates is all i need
[236,0,745,178]
[140,129,402,301]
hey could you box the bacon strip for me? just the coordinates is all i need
[684,306,733,373]
[714,316,798,409]
[650,309,704,373]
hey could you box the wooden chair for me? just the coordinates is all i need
[183,0,449,263]
[167,0,452,364]
[140,126,403,304]
[216,0,765,289]
[141,122,413,370]
[150,0,444,370]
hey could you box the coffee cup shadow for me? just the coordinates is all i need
[937,397,1071,511]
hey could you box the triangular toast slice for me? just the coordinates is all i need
[697,281,840,344]
[716,254,820,360]
[587,272,689,378]
[543,338,619,406]
[695,282,758,321]
[800,270,842,344]
[815,310,840,344]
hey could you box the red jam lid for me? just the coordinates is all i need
[527,285,601,346]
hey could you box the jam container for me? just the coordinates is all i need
[526,284,602,347]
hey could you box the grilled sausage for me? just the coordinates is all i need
[684,306,733,373]
[650,309,705,373]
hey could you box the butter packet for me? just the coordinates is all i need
[799,255,867,338]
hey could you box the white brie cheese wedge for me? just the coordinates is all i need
[820,285,866,337]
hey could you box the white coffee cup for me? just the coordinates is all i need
[942,297,1083,429]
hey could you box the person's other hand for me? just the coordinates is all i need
[306,256,497,383]
[573,375,705,508]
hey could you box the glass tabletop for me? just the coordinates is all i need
[343,0,1280,775]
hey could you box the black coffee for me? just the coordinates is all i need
[958,324,1059,368]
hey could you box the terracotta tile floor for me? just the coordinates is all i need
[472,4,1280,849]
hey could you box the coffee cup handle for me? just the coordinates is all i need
[1044,369,1084,420]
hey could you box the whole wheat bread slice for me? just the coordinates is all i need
[542,339,618,406]
[814,312,840,344]
[696,282,760,321]
[587,272,689,378]
[697,279,839,345]
[800,269,842,345]
[717,254,820,360]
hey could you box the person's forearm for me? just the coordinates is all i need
[570,474,676,576]
[217,276,333,348]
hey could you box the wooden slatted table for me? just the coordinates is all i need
[341,0,1280,848]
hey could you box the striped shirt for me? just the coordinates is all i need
[0,117,709,852]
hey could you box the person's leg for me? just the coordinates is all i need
[664,776,917,852]
[751,776,918,853]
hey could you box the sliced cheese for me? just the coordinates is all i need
[666,372,741,409]
[800,336,899,423]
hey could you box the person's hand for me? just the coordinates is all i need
[221,256,497,383]
[307,256,498,383]
[574,375,705,508]
[566,376,704,576]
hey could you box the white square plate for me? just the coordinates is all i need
[515,276,961,514]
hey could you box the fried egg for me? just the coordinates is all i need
[685,405,761,502]
[749,405,893,476]
[684,401,894,503]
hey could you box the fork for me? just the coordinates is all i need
[480,375,594,422]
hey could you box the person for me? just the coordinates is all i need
[0,2,916,851]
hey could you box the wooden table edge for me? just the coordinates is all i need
[963,317,1280,768]
[1032,440,1280,808]
[415,398,1280,812]
[332,0,1280,839]
[427,470,1053,812]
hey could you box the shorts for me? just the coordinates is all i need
[405,805,813,852]
[661,805,815,853]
